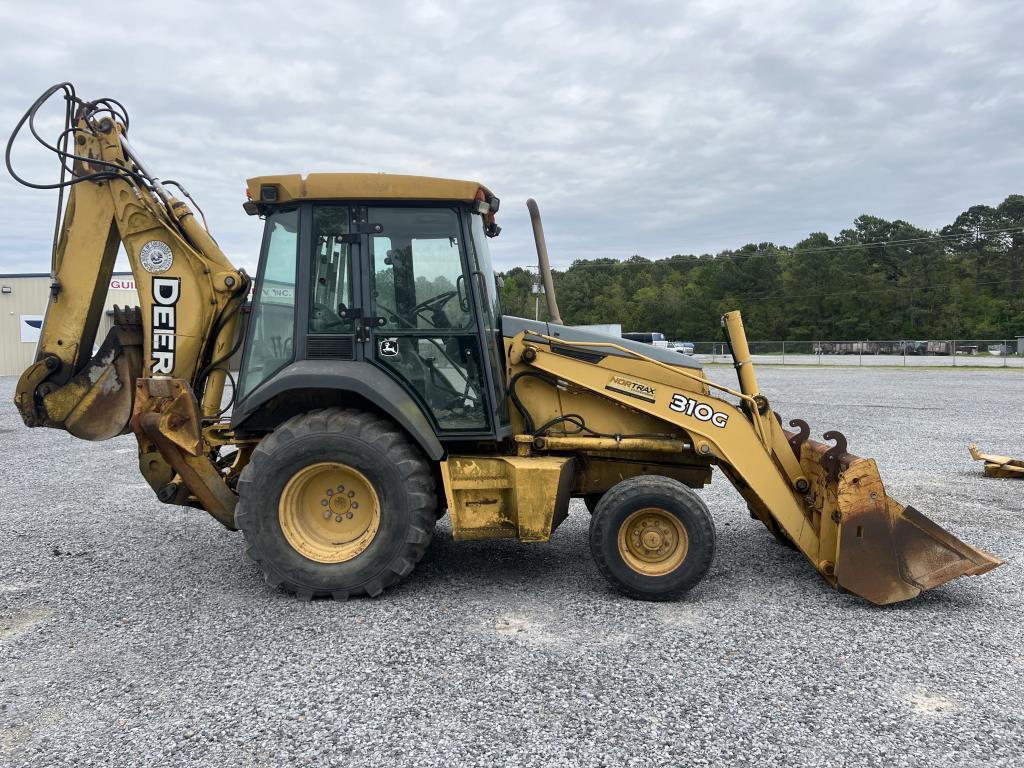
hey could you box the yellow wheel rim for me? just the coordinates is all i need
[278,462,381,564]
[617,507,689,576]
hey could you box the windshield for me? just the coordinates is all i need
[239,208,298,398]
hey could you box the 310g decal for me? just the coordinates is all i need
[668,393,729,428]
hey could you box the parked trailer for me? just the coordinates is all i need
[899,341,928,355]
[818,341,895,355]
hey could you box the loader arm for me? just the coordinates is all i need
[508,313,1001,605]
[11,87,249,525]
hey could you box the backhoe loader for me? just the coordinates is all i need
[6,84,1001,603]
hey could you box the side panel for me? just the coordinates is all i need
[440,455,575,542]
[230,360,444,460]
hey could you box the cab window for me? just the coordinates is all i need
[309,206,355,334]
[369,207,487,432]
[371,208,472,331]
[239,209,298,397]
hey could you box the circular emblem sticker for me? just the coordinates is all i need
[139,240,173,274]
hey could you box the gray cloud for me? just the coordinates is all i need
[1,0,1021,274]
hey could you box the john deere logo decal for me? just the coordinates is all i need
[606,375,657,402]
[379,338,399,358]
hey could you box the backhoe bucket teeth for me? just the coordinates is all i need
[795,436,1001,605]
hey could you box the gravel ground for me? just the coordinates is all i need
[1,368,1022,767]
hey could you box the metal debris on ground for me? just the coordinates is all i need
[969,443,1024,479]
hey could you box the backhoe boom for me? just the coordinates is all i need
[11,86,248,514]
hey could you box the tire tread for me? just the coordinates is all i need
[237,408,436,600]
[589,475,715,601]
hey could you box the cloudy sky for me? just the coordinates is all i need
[1,0,1021,274]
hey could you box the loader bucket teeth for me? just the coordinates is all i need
[797,438,1002,605]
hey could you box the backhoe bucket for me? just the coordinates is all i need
[794,433,1001,605]
[14,307,143,441]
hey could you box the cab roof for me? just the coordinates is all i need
[245,173,494,211]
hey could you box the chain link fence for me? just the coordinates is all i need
[690,339,1024,367]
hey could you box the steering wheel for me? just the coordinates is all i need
[374,292,458,330]
[413,291,457,316]
[412,290,457,314]
[412,290,458,328]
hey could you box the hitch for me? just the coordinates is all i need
[130,378,239,529]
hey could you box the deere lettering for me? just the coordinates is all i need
[669,393,729,428]
[151,277,180,374]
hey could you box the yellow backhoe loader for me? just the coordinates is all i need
[6,84,1001,603]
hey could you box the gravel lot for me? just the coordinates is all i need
[1,367,1022,767]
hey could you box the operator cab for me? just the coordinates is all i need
[234,173,508,442]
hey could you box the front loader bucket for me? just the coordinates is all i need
[794,433,1001,605]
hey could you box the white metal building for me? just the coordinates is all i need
[0,272,140,376]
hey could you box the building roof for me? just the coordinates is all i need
[0,271,133,279]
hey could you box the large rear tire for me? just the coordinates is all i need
[235,408,436,600]
[589,476,715,601]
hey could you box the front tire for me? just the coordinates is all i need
[236,408,436,600]
[589,476,715,601]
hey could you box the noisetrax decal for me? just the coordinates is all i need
[669,393,729,428]
[151,277,180,374]
[605,375,657,402]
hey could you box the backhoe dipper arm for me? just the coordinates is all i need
[13,98,249,442]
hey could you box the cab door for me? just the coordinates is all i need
[363,206,494,436]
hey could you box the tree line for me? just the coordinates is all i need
[498,195,1024,341]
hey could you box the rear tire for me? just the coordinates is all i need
[236,408,436,599]
[589,476,715,601]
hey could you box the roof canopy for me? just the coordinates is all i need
[245,173,493,207]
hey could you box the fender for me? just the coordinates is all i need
[231,360,444,461]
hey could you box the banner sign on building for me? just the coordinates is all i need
[20,315,43,343]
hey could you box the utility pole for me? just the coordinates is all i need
[531,278,545,320]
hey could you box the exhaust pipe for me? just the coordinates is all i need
[526,199,563,325]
